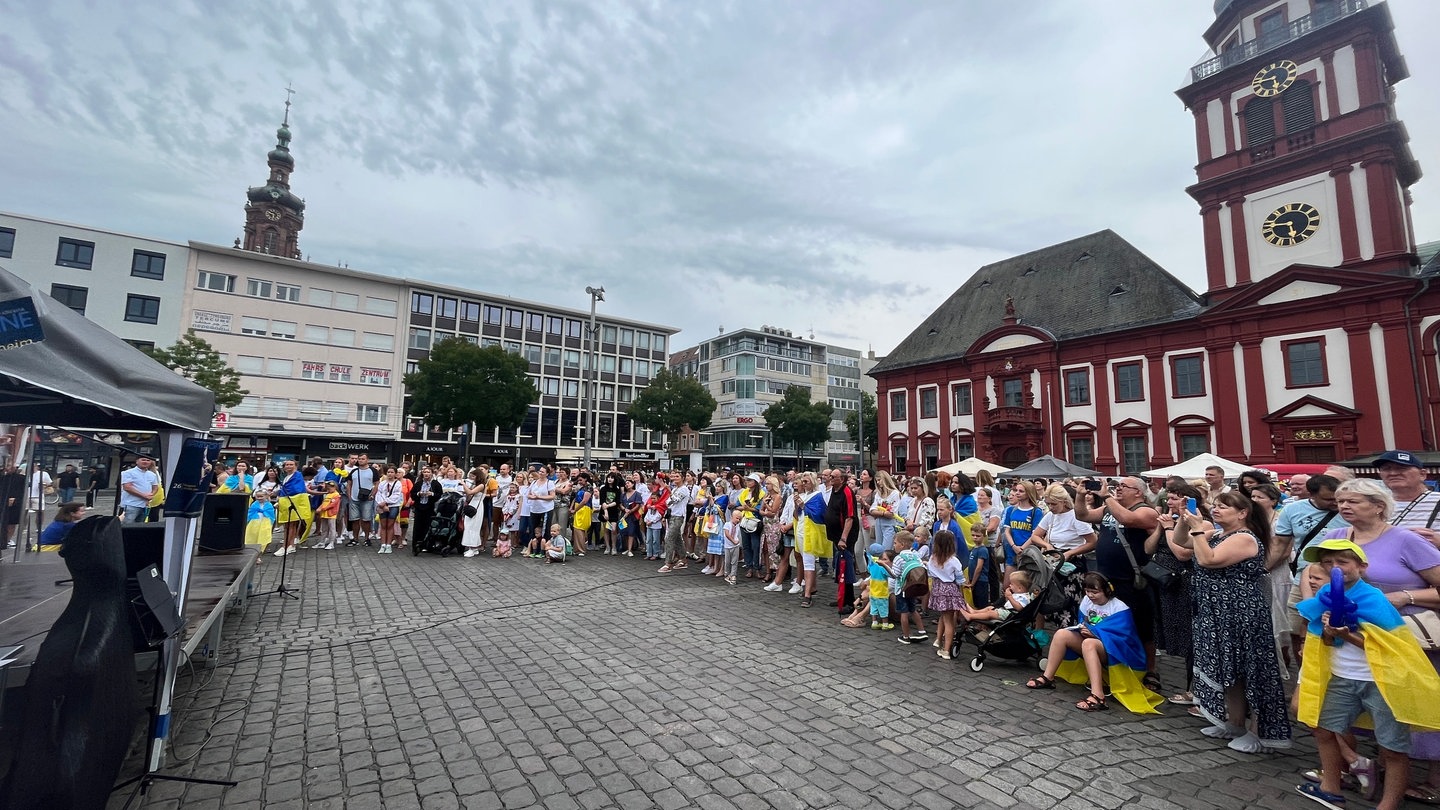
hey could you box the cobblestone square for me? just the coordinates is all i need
[107,547,1332,810]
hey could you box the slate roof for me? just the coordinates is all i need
[871,230,1205,375]
[1418,240,1440,277]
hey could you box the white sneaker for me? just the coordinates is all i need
[379,544,391,554]
[322,542,335,550]
[341,532,352,540]
[624,551,633,557]
[763,582,781,592]
[273,546,287,557]
[463,549,478,558]
[787,582,802,594]
[701,566,713,575]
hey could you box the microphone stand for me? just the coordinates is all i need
[254,495,301,600]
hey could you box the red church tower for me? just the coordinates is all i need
[1178,0,1421,302]
[241,97,306,259]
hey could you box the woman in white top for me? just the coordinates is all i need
[973,487,1004,550]
[375,467,406,554]
[870,471,902,549]
[461,468,488,556]
[902,477,936,535]
[1028,484,1097,568]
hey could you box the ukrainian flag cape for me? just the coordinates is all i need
[1054,601,1164,714]
[1297,579,1440,732]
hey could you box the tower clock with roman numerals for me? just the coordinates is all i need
[1260,203,1321,247]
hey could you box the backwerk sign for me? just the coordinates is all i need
[0,297,44,351]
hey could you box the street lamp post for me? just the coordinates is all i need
[581,285,605,472]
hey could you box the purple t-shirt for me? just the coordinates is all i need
[1325,526,1440,616]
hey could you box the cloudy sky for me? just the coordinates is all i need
[2,1,1437,354]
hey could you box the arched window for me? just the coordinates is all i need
[1243,96,1275,146]
[1282,80,1315,134]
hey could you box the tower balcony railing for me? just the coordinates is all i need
[1190,0,1367,84]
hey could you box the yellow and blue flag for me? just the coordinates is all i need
[1054,601,1164,714]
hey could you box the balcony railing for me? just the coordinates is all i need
[1190,0,1367,84]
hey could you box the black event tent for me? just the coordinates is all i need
[1005,454,1103,479]
[0,264,214,432]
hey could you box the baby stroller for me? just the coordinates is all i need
[954,549,1076,672]
[416,491,464,557]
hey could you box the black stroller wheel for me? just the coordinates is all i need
[969,656,984,672]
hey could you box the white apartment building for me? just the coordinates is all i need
[0,211,190,349]
[183,242,405,463]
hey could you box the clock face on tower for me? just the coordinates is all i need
[1251,60,1299,97]
[1260,202,1321,247]
[265,209,282,221]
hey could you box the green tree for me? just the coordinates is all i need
[763,386,833,462]
[844,391,878,454]
[402,338,538,434]
[628,369,717,435]
[144,330,248,409]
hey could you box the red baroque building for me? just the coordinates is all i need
[870,0,1440,476]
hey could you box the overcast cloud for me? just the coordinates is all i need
[1,0,1437,354]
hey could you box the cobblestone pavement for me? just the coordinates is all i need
[112,544,1330,810]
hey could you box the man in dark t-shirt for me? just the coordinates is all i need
[56,464,81,503]
[1076,475,1160,684]
[825,469,859,614]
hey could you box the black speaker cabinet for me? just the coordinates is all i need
[120,522,166,579]
[199,493,248,554]
[126,564,181,650]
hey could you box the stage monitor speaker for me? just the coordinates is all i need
[126,565,181,650]
[199,493,248,554]
[120,522,166,579]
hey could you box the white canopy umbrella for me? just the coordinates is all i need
[929,457,1011,477]
[1141,452,1252,480]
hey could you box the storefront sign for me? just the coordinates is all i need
[305,438,392,456]
[191,310,232,333]
[736,417,755,424]
[212,412,230,430]
[360,367,391,386]
[619,451,656,460]
[329,364,352,382]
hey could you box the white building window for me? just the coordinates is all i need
[270,321,296,340]
[247,279,273,298]
[265,358,293,377]
[233,396,259,416]
[303,325,329,343]
[331,328,355,347]
[359,367,391,386]
[356,404,387,424]
[329,364,352,382]
[363,332,394,350]
[334,292,359,310]
[260,397,288,417]
[235,355,264,374]
[240,317,268,336]
[275,283,301,302]
[301,361,326,380]
[197,271,235,292]
[365,297,397,316]
[307,288,333,307]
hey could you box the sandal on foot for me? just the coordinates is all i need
[800,597,813,608]
[1142,672,1162,692]
[1167,692,1196,705]
[1296,783,1348,807]
[1076,693,1108,712]
[1406,785,1440,806]
[1025,675,1056,690]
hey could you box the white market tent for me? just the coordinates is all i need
[929,457,1011,477]
[1141,452,1252,480]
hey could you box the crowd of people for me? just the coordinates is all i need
[14,445,1440,808]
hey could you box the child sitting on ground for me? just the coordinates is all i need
[544,523,567,564]
[1294,538,1440,810]
[960,570,1035,630]
[492,530,513,558]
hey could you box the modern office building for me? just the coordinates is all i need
[670,326,848,471]
[0,211,190,350]
[400,282,679,468]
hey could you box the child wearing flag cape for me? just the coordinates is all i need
[1024,571,1164,714]
[1295,537,1440,810]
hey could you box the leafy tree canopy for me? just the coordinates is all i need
[845,391,878,454]
[628,369,717,435]
[144,330,248,409]
[402,338,537,433]
[763,385,832,451]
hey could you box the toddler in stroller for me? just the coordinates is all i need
[418,491,464,556]
[953,550,1074,671]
